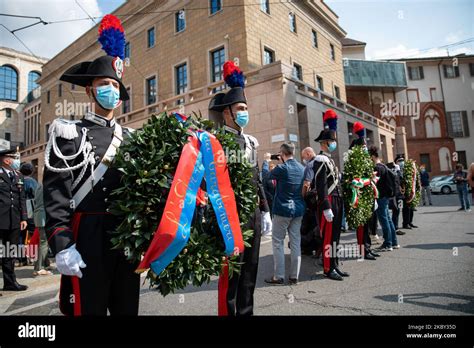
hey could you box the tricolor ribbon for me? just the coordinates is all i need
[136,114,244,275]
[349,176,379,208]
[406,162,417,203]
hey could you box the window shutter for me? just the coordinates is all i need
[443,65,447,78]
[446,112,454,137]
[455,66,460,77]
[419,66,424,79]
[462,111,469,137]
[408,67,413,80]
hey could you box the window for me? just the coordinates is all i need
[45,124,50,142]
[146,76,157,105]
[443,64,459,78]
[123,87,131,114]
[260,0,270,14]
[420,153,431,172]
[211,47,225,82]
[28,71,41,99]
[175,63,188,95]
[316,75,324,91]
[330,44,335,61]
[5,132,11,141]
[470,63,474,76]
[147,27,155,48]
[263,47,275,65]
[293,63,302,80]
[334,85,340,99]
[447,111,469,138]
[408,66,424,80]
[312,30,318,48]
[289,12,296,33]
[210,0,222,14]
[456,150,467,169]
[424,109,441,138]
[176,10,186,33]
[47,90,50,104]
[0,65,18,101]
[5,108,12,118]
[58,83,62,97]
[124,42,130,59]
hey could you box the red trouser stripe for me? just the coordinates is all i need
[217,259,229,316]
[71,212,83,316]
[320,196,333,274]
[357,225,365,257]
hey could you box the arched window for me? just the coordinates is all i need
[27,71,41,102]
[439,147,451,172]
[0,65,18,101]
[424,108,441,138]
[28,71,41,93]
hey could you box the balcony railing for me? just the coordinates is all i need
[289,76,396,133]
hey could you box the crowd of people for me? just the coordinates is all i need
[258,118,474,285]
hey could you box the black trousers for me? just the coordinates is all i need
[359,211,377,253]
[225,208,261,316]
[0,228,20,288]
[59,213,140,316]
[300,207,320,255]
[317,194,343,273]
[402,200,414,227]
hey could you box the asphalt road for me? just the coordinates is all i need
[1,192,473,316]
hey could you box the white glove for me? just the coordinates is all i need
[55,244,87,278]
[374,200,379,211]
[261,211,272,234]
[323,209,334,222]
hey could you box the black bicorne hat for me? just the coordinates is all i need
[349,136,367,149]
[60,56,129,100]
[314,129,337,142]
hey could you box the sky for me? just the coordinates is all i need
[326,0,474,59]
[0,0,473,60]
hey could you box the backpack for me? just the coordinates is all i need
[383,165,396,198]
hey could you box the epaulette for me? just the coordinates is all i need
[315,154,331,163]
[49,118,81,140]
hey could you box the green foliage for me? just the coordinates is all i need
[108,112,257,296]
[403,159,421,208]
[342,146,376,229]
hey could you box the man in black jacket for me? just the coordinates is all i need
[369,146,399,252]
[0,148,28,291]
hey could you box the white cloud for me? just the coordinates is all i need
[0,0,102,59]
[368,43,474,60]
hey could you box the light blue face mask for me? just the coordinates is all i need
[328,141,337,152]
[235,110,249,128]
[11,159,20,170]
[95,84,121,110]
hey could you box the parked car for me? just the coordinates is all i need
[430,175,457,194]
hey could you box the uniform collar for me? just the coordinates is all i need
[224,125,242,135]
[319,151,332,158]
[84,111,116,128]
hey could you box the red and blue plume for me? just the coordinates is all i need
[98,14,125,59]
[353,121,365,138]
[223,61,245,88]
[323,109,338,131]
